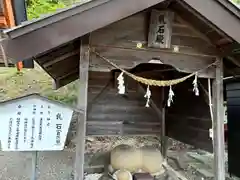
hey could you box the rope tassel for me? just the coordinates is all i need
[144,85,151,107]
[117,72,125,94]
[167,86,174,107]
[193,73,199,96]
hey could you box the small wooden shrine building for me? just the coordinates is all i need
[1,0,240,179]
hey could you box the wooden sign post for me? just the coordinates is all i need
[31,151,38,180]
[0,94,74,180]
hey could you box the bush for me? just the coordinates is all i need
[27,0,65,20]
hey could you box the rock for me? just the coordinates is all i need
[113,170,132,180]
[141,146,165,176]
[110,144,141,172]
[86,137,95,142]
[84,173,103,180]
[110,145,165,176]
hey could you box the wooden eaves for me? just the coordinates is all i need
[1,0,240,61]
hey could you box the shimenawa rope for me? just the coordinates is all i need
[91,49,217,87]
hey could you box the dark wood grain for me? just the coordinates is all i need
[75,71,214,151]
[91,46,215,78]
[74,34,90,180]
[212,58,225,180]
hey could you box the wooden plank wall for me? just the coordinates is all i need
[226,80,240,177]
[72,70,213,151]
[65,65,213,151]
[86,71,161,136]
[88,10,215,150]
[165,78,213,151]
[90,10,217,78]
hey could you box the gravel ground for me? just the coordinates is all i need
[0,136,234,180]
[0,150,75,180]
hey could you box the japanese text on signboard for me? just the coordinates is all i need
[0,96,73,151]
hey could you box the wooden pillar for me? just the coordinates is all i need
[74,34,90,180]
[161,88,167,159]
[212,58,225,180]
[2,0,15,27]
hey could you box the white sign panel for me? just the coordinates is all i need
[0,95,74,151]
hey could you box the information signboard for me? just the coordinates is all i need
[0,94,74,151]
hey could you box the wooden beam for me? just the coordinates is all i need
[92,46,216,78]
[43,50,79,68]
[161,88,167,159]
[92,44,216,58]
[74,34,90,180]
[212,58,225,180]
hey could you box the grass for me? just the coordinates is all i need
[0,64,78,106]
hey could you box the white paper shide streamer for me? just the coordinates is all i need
[144,85,151,107]
[117,72,125,94]
[193,73,199,96]
[167,86,174,107]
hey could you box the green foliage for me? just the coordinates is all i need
[0,66,79,105]
[26,0,65,20]
[44,82,78,105]
[232,0,240,4]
